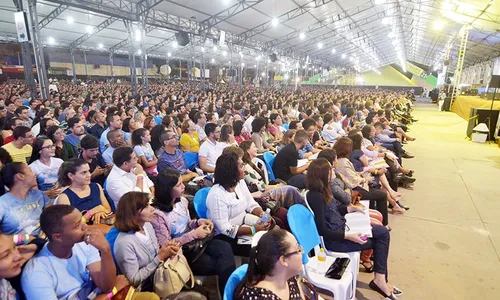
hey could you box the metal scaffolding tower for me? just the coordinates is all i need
[124,20,138,97]
[450,26,470,107]
[26,0,49,99]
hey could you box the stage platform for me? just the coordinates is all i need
[451,95,500,120]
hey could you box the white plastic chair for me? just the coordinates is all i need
[302,191,360,300]
[287,204,356,300]
[252,157,269,184]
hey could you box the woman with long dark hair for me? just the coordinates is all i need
[234,229,304,299]
[306,158,401,299]
[132,128,158,176]
[150,168,235,296]
[46,125,77,161]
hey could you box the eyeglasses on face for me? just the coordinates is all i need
[283,245,304,258]
[41,144,56,150]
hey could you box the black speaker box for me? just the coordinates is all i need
[490,75,500,88]
[269,53,277,62]
[175,32,190,46]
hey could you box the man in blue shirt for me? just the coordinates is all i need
[0,162,50,237]
[64,117,86,154]
[100,114,130,152]
[102,130,126,165]
[157,130,197,182]
[21,205,117,299]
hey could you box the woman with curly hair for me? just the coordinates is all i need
[206,152,273,256]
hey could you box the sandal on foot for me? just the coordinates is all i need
[360,261,374,273]
[397,201,409,210]
[393,286,403,297]
[369,280,397,300]
[391,207,405,214]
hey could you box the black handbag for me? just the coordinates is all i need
[182,232,215,263]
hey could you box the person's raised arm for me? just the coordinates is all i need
[86,230,116,293]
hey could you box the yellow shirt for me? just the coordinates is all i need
[179,132,200,152]
[2,143,33,163]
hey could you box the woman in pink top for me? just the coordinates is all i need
[150,168,235,296]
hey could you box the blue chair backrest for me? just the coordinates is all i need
[223,264,248,300]
[193,187,211,218]
[105,227,120,272]
[184,152,199,170]
[263,152,276,181]
[283,123,289,130]
[287,204,322,264]
[102,180,116,212]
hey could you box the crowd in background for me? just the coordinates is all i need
[0,80,418,300]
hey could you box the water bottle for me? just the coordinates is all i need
[260,208,271,224]
[317,247,326,262]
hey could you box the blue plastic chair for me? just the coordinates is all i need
[105,227,120,273]
[287,204,320,264]
[193,187,211,218]
[102,180,116,212]
[283,123,289,130]
[223,264,248,300]
[263,152,276,181]
[184,152,199,170]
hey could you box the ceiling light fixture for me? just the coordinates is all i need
[271,18,279,27]
[212,58,215,63]
[86,25,93,33]
[317,42,323,49]
[382,17,390,25]
[167,52,172,57]
[222,51,227,56]
[47,37,55,45]
[98,43,103,49]
[341,54,346,59]
[213,46,218,51]
[331,48,336,54]
[299,32,305,39]
[67,16,74,24]
[173,41,178,48]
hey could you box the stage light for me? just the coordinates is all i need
[272,18,279,27]
[331,48,336,54]
[98,43,103,49]
[433,20,446,30]
[341,54,346,59]
[261,72,265,76]
[167,52,172,57]
[86,25,93,33]
[254,64,257,67]
[47,37,55,45]
[317,42,323,49]
[67,17,74,24]
[299,32,305,39]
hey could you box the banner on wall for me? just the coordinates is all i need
[406,62,429,79]
[14,12,30,42]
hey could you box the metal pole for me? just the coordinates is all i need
[140,17,148,96]
[109,53,114,82]
[83,51,88,78]
[70,49,77,83]
[255,61,259,87]
[239,52,243,92]
[229,46,233,85]
[265,56,269,88]
[179,60,181,80]
[125,20,137,96]
[27,0,49,99]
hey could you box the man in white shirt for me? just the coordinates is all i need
[194,112,207,142]
[198,123,225,173]
[242,107,259,134]
[105,146,154,207]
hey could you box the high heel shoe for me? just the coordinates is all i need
[369,280,398,300]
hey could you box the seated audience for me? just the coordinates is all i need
[272,129,310,189]
[102,129,127,165]
[57,159,112,224]
[46,125,77,161]
[100,114,130,152]
[88,111,106,139]
[305,158,401,299]
[106,146,154,207]
[28,137,63,199]
[206,153,272,256]
[198,123,225,173]
[64,117,86,153]
[268,113,284,141]
[251,117,275,153]
[233,120,250,145]
[2,118,23,145]
[0,162,50,237]
[219,124,237,148]
[179,120,200,153]
[132,128,158,176]
[333,137,389,227]
[79,135,110,187]
[234,229,304,300]
[2,126,33,163]
[299,118,322,159]
[37,118,55,137]
[21,205,120,299]
[113,192,180,288]
[157,130,197,182]
[151,169,236,296]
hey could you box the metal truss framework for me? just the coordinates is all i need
[38,4,68,29]
[69,16,118,48]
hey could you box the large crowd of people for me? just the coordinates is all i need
[0,80,418,299]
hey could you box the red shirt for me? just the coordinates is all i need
[3,135,14,145]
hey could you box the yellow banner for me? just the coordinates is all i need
[274,75,283,81]
[406,62,424,77]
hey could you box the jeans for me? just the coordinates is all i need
[287,174,307,189]
[188,239,236,296]
[356,187,389,226]
[326,224,390,275]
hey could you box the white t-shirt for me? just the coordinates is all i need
[21,242,101,300]
[198,139,225,169]
[29,158,64,191]
[106,165,154,207]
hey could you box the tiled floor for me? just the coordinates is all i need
[356,102,500,299]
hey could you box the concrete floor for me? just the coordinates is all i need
[356,102,500,299]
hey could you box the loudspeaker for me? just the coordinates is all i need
[175,32,190,46]
[466,108,499,140]
[490,75,500,88]
[269,53,277,62]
